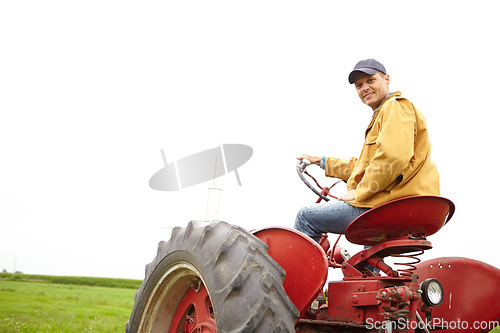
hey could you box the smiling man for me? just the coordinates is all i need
[352,59,391,111]
[295,59,440,242]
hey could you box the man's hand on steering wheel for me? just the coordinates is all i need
[297,154,353,202]
[340,189,355,202]
[297,154,321,165]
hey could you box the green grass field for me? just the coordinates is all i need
[1,273,498,332]
[0,274,141,332]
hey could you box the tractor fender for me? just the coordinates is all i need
[253,227,329,318]
[415,257,500,333]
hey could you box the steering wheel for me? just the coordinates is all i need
[296,159,343,202]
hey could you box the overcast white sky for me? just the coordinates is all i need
[1,1,499,280]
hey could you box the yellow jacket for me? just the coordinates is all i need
[324,91,440,208]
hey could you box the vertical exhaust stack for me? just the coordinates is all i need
[205,156,224,221]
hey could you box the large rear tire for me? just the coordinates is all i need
[126,220,299,333]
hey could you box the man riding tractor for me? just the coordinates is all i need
[296,59,439,243]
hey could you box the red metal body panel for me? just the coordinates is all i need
[253,227,329,317]
[328,279,384,325]
[415,257,500,332]
[325,276,426,332]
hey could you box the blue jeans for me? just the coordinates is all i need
[294,200,370,242]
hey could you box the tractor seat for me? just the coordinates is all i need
[345,196,455,246]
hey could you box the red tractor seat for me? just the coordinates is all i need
[345,196,455,246]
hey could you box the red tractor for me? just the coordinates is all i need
[126,161,500,333]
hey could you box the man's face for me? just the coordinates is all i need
[354,72,391,110]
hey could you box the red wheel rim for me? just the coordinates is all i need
[169,283,216,333]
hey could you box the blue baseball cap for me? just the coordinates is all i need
[348,59,387,84]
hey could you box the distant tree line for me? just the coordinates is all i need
[0,271,142,289]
